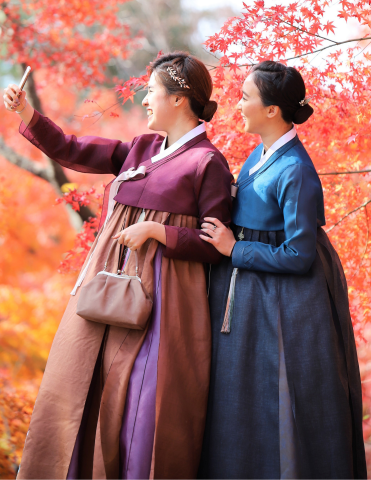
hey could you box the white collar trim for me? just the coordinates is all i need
[249,125,297,176]
[151,122,206,163]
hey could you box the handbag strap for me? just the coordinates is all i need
[103,240,139,277]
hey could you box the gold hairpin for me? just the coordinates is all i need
[299,97,311,107]
[167,66,190,89]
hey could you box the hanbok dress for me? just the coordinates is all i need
[16,111,233,480]
[198,127,366,479]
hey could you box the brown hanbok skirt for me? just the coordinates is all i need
[17,204,211,479]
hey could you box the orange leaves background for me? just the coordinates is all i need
[1,0,371,475]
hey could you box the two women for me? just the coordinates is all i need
[4,52,233,479]
[199,61,367,479]
[5,55,366,479]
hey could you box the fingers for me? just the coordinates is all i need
[3,94,20,110]
[111,231,126,244]
[199,234,214,243]
[3,84,23,111]
[3,95,14,111]
[114,232,137,249]
[203,217,224,228]
[10,84,21,97]
[201,228,215,238]
[201,222,216,230]
[4,84,20,100]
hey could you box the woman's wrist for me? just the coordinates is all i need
[17,100,35,127]
[15,98,28,114]
[148,221,167,246]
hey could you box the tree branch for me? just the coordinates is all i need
[0,137,96,229]
[284,36,371,62]
[0,137,53,182]
[319,169,371,175]
[210,36,371,70]
[353,40,371,59]
[326,198,371,233]
[276,18,337,44]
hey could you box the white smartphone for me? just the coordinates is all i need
[19,66,32,91]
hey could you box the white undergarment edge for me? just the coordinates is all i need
[151,122,206,163]
[249,125,297,176]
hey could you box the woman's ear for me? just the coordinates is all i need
[174,96,186,107]
[266,105,280,119]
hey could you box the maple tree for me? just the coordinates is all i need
[1,0,371,475]
[0,0,134,226]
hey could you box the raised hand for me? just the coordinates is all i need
[3,84,26,112]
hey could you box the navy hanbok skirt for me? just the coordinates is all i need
[198,226,366,479]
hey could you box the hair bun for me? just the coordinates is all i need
[200,100,218,122]
[293,103,314,124]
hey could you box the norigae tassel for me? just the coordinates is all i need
[221,268,238,333]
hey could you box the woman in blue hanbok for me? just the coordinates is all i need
[198,61,366,479]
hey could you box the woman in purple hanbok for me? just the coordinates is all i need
[3,52,233,479]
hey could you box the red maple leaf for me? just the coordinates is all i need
[322,21,335,35]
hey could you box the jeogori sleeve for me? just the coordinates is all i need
[19,110,135,176]
[163,151,233,264]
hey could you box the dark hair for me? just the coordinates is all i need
[250,61,313,125]
[149,51,218,122]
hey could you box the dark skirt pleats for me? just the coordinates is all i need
[198,227,366,480]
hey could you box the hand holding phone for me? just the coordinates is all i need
[3,65,31,113]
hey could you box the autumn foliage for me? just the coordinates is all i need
[1,0,133,87]
[1,0,371,476]
[204,0,371,332]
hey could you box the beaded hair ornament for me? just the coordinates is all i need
[299,97,311,106]
[167,66,190,89]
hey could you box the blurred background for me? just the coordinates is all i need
[1,0,371,477]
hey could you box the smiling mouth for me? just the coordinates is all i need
[147,109,153,117]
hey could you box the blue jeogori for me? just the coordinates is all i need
[232,135,325,274]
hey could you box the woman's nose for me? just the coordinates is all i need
[142,94,149,106]
[236,100,242,111]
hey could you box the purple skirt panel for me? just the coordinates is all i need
[67,247,162,480]
[120,247,162,479]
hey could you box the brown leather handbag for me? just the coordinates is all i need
[76,240,153,329]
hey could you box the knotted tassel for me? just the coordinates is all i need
[221,268,238,333]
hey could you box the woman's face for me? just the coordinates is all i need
[237,73,270,134]
[142,72,175,132]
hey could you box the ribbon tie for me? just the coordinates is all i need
[105,165,146,226]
